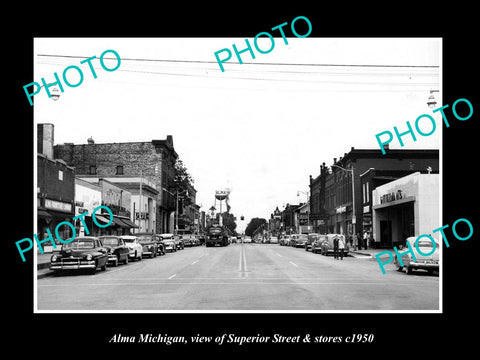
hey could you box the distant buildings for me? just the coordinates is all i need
[37,123,199,247]
[269,146,439,248]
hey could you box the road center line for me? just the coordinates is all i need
[191,260,199,265]
[289,261,298,267]
[168,274,177,280]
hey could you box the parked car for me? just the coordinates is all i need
[99,235,130,266]
[120,235,143,261]
[293,234,308,248]
[319,234,348,256]
[50,237,108,275]
[137,235,158,258]
[243,236,252,243]
[311,234,327,254]
[270,236,279,244]
[394,236,439,274]
[134,233,165,256]
[305,233,321,251]
[159,233,182,252]
[182,234,197,247]
[279,235,291,246]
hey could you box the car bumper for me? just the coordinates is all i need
[107,255,118,262]
[50,260,96,270]
[408,261,439,270]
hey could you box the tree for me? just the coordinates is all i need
[173,158,194,207]
[245,218,267,237]
[221,212,237,235]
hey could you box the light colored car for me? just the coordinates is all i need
[243,236,252,243]
[320,234,348,256]
[120,235,143,261]
[394,236,439,274]
[270,236,279,244]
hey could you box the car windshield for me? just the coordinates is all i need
[416,240,437,248]
[101,238,120,246]
[298,235,308,240]
[63,240,95,249]
[123,238,136,243]
[137,236,152,243]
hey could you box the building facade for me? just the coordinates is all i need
[54,136,178,234]
[309,147,439,243]
[372,172,440,248]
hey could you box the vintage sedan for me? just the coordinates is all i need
[311,234,327,254]
[394,236,439,274]
[305,233,321,252]
[50,237,108,275]
[120,235,143,261]
[136,234,158,258]
[99,235,130,266]
[293,234,308,248]
[159,233,178,252]
[320,234,349,256]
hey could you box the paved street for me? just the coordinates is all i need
[37,243,439,311]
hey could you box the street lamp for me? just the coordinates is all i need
[296,190,310,234]
[35,83,61,101]
[331,164,356,236]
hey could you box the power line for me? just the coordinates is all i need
[37,53,439,68]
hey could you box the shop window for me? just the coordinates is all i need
[116,165,124,175]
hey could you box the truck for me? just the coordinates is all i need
[205,225,229,247]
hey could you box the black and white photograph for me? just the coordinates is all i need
[32,36,443,312]
[9,6,478,354]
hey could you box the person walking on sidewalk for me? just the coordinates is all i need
[338,236,345,260]
[333,236,339,259]
[353,233,358,251]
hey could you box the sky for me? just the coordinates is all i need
[33,37,441,233]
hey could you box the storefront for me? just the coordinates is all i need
[372,172,439,248]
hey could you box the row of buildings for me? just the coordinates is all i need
[267,146,440,248]
[37,123,205,245]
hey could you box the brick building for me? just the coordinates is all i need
[54,136,178,234]
[309,147,439,246]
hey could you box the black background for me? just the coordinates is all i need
[8,3,477,355]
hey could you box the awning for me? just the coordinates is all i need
[37,209,53,218]
[119,218,139,228]
[111,217,129,228]
[93,215,112,225]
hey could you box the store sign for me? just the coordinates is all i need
[363,205,370,213]
[45,199,72,213]
[380,190,405,204]
[336,206,346,214]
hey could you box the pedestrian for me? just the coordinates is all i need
[338,236,345,260]
[333,236,339,259]
[363,231,368,250]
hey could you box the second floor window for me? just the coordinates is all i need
[89,165,96,175]
[116,165,124,175]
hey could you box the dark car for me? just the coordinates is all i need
[50,237,108,275]
[137,235,158,258]
[135,233,165,256]
[99,236,130,266]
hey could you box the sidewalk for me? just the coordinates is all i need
[36,251,57,279]
[349,247,392,258]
